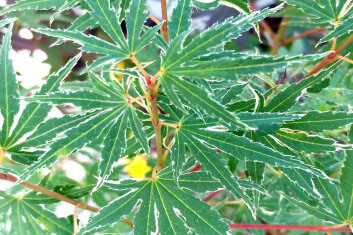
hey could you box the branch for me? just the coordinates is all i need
[0,173,134,227]
[282,28,326,45]
[271,16,289,55]
[129,55,152,86]
[304,33,353,78]
[160,0,169,43]
[0,173,98,212]
[0,148,5,166]
[229,224,351,232]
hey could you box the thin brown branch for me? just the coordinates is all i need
[259,20,276,42]
[335,33,353,54]
[0,173,134,227]
[149,14,161,25]
[129,55,152,86]
[271,17,289,55]
[336,55,353,65]
[229,224,351,232]
[161,137,175,165]
[282,28,326,45]
[0,148,5,166]
[208,200,243,206]
[0,173,99,212]
[160,0,169,43]
[303,33,353,78]
[73,202,82,235]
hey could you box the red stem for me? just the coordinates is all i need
[229,224,351,232]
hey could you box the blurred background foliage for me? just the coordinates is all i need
[0,0,352,234]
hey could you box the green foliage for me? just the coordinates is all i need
[1,0,353,234]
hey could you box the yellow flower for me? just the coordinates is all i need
[109,61,125,81]
[124,155,151,179]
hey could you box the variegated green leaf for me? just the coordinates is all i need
[6,53,81,148]
[79,168,230,235]
[0,23,19,146]
[19,107,123,181]
[169,0,193,41]
[282,111,353,132]
[0,0,66,16]
[273,130,336,154]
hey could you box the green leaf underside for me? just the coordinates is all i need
[79,169,230,235]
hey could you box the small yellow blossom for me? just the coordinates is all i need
[109,61,125,81]
[124,154,151,179]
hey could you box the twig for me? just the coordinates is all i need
[149,14,161,25]
[336,55,353,65]
[0,173,134,227]
[129,55,152,86]
[0,173,99,212]
[160,0,169,43]
[0,149,5,166]
[73,202,83,235]
[282,28,326,45]
[208,200,243,206]
[229,224,351,232]
[271,17,289,55]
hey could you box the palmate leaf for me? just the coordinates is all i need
[264,64,341,112]
[252,133,321,199]
[162,5,283,71]
[79,168,230,235]
[0,23,19,146]
[0,18,16,28]
[220,0,250,14]
[280,128,353,227]
[34,0,161,71]
[86,0,128,52]
[5,53,82,148]
[26,89,125,110]
[166,53,324,80]
[281,0,343,23]
[0,0,66,16]
[168,116,327,216]
[319,17,353,45]
[52,12,98,46]
[95,109,129,191]
[192,0,250,13]
[281,111,353,132]
[19,107,123,181]
[273,130,336,154]
[341,126,353,221]
[0,191,73,235]
[162,74,246,129]
[169,0,193,41]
